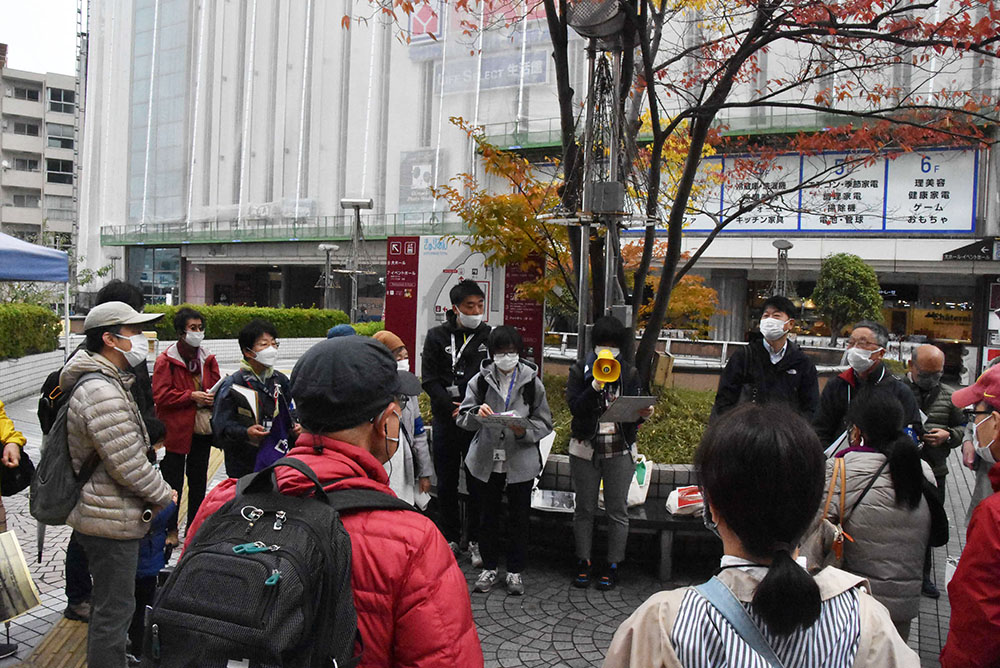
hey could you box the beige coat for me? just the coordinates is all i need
[603,567,918,668]
[61,350,173,539]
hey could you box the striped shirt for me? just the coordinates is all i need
[671,570,862,668]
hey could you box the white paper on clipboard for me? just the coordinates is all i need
[598,396,656,423]
[824,430,850,458]
[209,374,228,394]
[479,413,532,430]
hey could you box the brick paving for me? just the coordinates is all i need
[0,390,976,667]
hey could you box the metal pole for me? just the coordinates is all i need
[604,49,623,315]
[577,39,598,361]
[64,281,71,363]
[324,248,332,310]
[350,207,360,323]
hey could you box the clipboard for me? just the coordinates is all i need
[479,413,532,430]
[598,396,656,423]
[824,430,850,458]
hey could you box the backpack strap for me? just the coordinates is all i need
[693,576,787,668]
[327,488,416,513]
[67,372,112,484]
[846,460,889,520]
[235,456,330,503]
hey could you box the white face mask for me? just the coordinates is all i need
[973,414,997,465]
[759,317,788,342]
[115,333,149,368]
[456,311,483,330]
[494,353,519,372]
[847,346,880,374]
[185,331,205,348]
[397,359,410,372]
[252,345,279,368]
[595,346,620,359]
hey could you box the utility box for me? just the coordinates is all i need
[653,351,674,388]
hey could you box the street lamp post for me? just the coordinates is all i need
[339,198,373,322]
[318,243,340,310]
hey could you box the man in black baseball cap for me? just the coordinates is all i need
[186,337,483,666]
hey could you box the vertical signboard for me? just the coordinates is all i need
[504,256,545,369]
[384,236,546,378]
[384,237,421,371]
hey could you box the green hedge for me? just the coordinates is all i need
[0,304,61,359]
[419,374,713,465]
[145,305,350,340]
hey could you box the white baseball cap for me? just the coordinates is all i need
[84,301,163,331]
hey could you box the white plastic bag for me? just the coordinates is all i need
[666,485,704,516]
[599,454,651,508]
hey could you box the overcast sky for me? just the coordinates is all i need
[0,1,80,76]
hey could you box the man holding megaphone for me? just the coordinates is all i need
[566,316,653,591]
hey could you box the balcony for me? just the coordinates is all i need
[100,211,470,246]
[1,132,44,153]
[3,97,43,118]
[1,205,43,226]
[0,169,43,189]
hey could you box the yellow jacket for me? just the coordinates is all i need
[0,401,25,448]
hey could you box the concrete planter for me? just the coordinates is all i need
[0,349,66,402]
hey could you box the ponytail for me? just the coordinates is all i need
[886,435,923,509]
[751,547,821,636]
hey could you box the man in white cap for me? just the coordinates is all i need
[60,301,176,668]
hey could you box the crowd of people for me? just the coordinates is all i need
[0,280,998,665]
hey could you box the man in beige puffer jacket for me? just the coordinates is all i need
[62,301,175,668]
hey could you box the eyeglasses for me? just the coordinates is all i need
[963,409,993,419]
[255,340,280,349]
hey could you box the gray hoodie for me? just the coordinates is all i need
[457,359,553,485]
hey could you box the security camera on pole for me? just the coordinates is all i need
[339,198,373,323]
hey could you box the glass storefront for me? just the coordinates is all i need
[127,247,181,305]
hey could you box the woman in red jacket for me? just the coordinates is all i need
[152,307,221,545]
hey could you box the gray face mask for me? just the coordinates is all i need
[914,371,942,391]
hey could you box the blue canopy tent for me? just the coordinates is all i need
[0,232,72,359]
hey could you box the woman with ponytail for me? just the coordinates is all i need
[604,403,916,668]
[820,388,934,641]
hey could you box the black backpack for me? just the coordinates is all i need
[30,372,104,526]
[38,367,65,436]
[143,457,414,668]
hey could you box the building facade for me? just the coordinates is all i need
[0,46,78,250]
[74,0,1000,372]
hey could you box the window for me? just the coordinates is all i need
[48,88,75,114]
[46,123,74,149]
[11,193,41,207]
[13,87,40,102]
[12,157,39,171]
[45,194,74,220]
[46,159,73,184]
[12,121,39,136]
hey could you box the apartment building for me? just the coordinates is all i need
[0,44,78,249]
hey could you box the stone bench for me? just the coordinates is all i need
[530,454,714,580]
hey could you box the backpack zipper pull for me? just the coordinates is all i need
[151,623,160,659]
[264,569,282,586]
[241,506,263,534]
[273,510,286,531]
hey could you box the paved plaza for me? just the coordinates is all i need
[0,390,975,667]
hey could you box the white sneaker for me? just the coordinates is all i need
[505,572,524,596]
[468,541,483,568]
[474,569,498,593]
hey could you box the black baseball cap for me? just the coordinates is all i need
[291,337,422,433]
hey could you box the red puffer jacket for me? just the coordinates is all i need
[152,342,221,454]
[941,462,1000,668]
[185,432,484,668]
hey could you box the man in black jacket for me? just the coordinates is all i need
[813,319,923,448]
[711,295,819,421]
[421,280,491,558]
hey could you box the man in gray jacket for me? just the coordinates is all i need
[62,302,176,668]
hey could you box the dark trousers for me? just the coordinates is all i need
[924,475,947,579]
[160,434,213,532]
[77,533,140,668]
[223,441,257,480]
[432,417,480,545]
[469,472,532,573]
[127,575,157,655]
[65,529,92,606]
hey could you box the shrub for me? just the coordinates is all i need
[145,305,349,340]
[351,320,386,337]
[0,303,61,359]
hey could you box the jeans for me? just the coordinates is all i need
[469,472,532,573]
[571,453,634,564]
[65,530,92,606]
[431,417,480,545]
[159,434,213,532]
[76,532,140,668]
